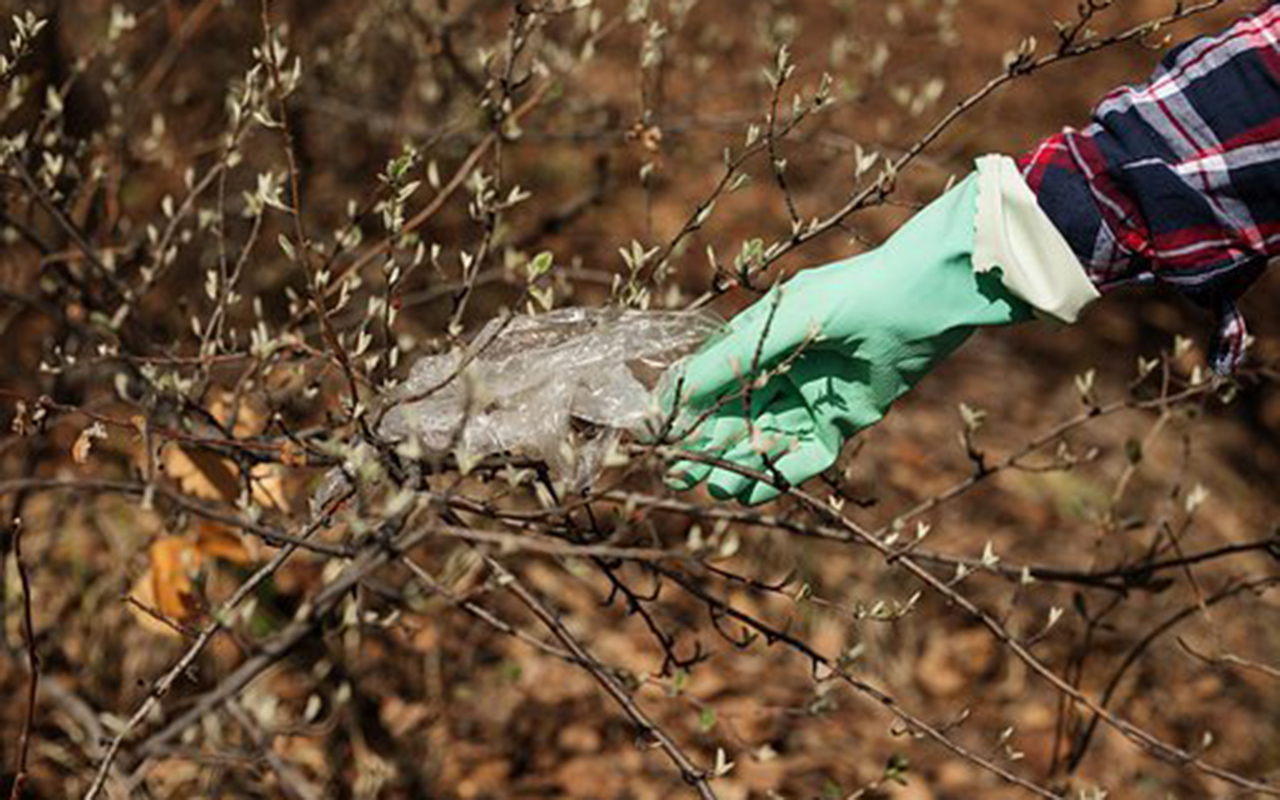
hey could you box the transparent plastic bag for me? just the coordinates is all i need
[374,307,720,488]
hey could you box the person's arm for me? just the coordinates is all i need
[1021,0,1280,372]
[666,5,1280,505]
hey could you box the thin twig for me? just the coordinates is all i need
[259,0,362,416]
[128,509,413,762]
[80,487,354,800]
[643,444,1280,796]
[227,702,323,800]
[749,0,1239,278]
[7,519,39,800]
[485,555,722,800]
[652,563,1065,800]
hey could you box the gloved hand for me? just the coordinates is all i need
[664,171,1040,505]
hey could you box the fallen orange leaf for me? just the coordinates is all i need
[129,535,203,637]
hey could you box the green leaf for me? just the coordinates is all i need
[671,668,688,695]
[884,753,910,785]
[698,708,716,732]
[529,251,554,279]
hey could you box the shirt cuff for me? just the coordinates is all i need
[973,154,1100,324]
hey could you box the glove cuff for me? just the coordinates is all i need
[973,154,1100,323]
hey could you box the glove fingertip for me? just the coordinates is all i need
[743,481,782,506]
[665,459,711,491]
[706,480,737,501]
[707,463,753,500]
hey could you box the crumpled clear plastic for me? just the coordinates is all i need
[312,307,719,517]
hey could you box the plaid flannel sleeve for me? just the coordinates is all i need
[1016,1,1280,372]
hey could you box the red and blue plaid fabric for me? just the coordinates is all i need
[1017,1,1280,372]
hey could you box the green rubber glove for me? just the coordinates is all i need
[665,173,1034,505]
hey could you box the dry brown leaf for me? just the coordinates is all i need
[148,536,202,618]
[274,736,328,780]
[194,521,254,565]
[457,760,511,800]
[72,421,107,465]
[143,757,202,798]
[381,695,432,739]
[129,535,203,637]
[280,439,308,467]
[208,389,266,438]
[915,627,998,698]
[249,462,291,512]
[129,520,264,636]
[162,443,240,502]
[159,390,273,502]
[161,440,294,513]
[128,574,183,637]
